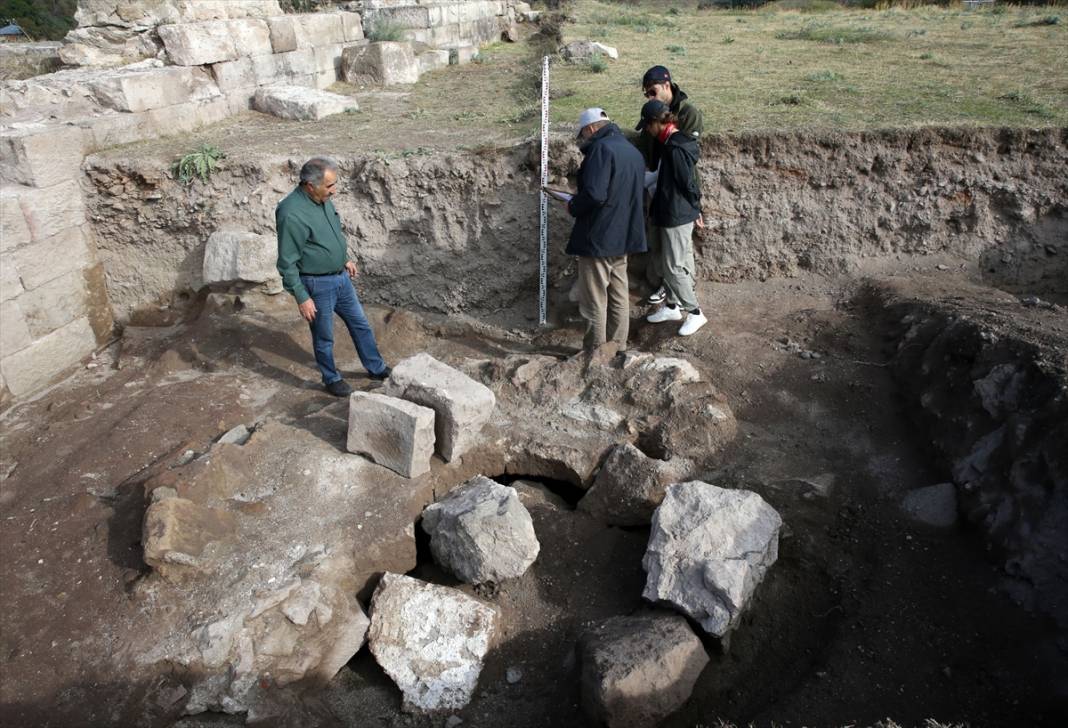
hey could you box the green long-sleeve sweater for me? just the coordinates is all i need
[275,186,348,304]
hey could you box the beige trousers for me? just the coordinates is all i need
[577,255,629,350]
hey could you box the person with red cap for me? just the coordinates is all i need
[634,65,705,306]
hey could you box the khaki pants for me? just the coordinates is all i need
[660,222,698,311]
[577,255,629,350]
[644,222,663,288]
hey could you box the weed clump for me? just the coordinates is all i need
[366,19,405,42]
[776,21,893,44]
[172,145,224,185]
[1013,15,1060,28]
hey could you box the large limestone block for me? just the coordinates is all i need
[18,270,89,339]
[210,57,256,93]
[0,188,30,251]
[340,12,365,42]
[643,482,782,638]
[142,496,236,576]
[341,41,420,86]
[369,573,498,712]
[89,65,220,113]
[578,444,693,526]
[299,13,346,46]
[158,20,237,66]
[147,96,232,139]
[0,124,89,189]
[422,475,540,584]
[0,298,32,358]
[560,40,619,61]
[382,353,495,461]
[266,17,301,54]
[228,19,273,57]
[0,254,22,302]
[11,225,91,290]
[0,315,96,396]
[17,182,85,243]
[418,49,450,74]
[347,391,435,478]
[253,85,357,121]
[202,230,282,291]
[579,613,709,728]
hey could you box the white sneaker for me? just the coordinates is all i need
[647,305,683,323]
[679,311,708,336]
[647,286,667,305]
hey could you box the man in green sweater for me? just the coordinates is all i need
[276,157,391,397]
[634,65,705,305]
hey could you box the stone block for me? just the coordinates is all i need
[228,19,273,57]
[148,97,234,138]
[372,6,433,29]
[579,613,709,728]
[267,16,302,53]
[11,225,91,292]
[382,353,495,461]
[340,12,364,42]
[314,43,344,76]
[0,188,30,251]
[211,58,256,93]
[0,254,23,302]
[253,86,357,121]
[578,443,693,526]
[0,316,96,397]
[85,111,158,151]
[158,20,238,66]
[142,496,236,574]
[347,392,435,478]
[299,13,346,46]
[277,48,316,77]
[90,65,221,113]
[0,298,32,358]
[418,50,450,74]
[341,41,420,86]
[450,44,479,66]
[19,182,85,243]
[0,124,88,189]
[19,270,89,339]
[202,230,282,291]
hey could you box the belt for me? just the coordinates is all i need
[301,269,345,277]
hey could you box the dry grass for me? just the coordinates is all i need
[397,1,1068,138]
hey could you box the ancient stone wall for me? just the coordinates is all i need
[0,0,517,402]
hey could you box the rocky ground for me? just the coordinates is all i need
[1,270,1066,727]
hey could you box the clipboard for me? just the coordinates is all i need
[542,187,574,202]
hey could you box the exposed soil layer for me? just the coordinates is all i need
[2,273,1065,727]
[82,126,1067,326]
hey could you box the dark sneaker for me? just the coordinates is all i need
[369,367,392,381]
[325,379,353,397]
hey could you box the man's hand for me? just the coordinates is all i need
[345,260,359,278]
[695,213,705,230]
[298,298,317,322]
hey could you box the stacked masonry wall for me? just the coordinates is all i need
[0,0,515,402]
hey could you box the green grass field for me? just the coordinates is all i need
[403,1,1068,137]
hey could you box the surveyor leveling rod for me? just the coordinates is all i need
[538,54,550,327]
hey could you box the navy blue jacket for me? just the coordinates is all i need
[566,123,648,258]
[650,130,702,228]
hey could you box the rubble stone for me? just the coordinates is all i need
[579,444,693,526]
[341,41,420,86]
[202,230,282,291]
[422,475,540,583]
[142,497,236,576]
[579,613,709,728]
[643,481,782,638]
[369,573,498,712]
[382,353,495,462]
[561,40,619,61]
[347,391,435,478]
[253,85,357,121]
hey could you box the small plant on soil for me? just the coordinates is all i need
[666,43,687,54]
[806,69,843,82]
[587,52,607,73]
[172,145,225,185]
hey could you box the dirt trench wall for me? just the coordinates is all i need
[83,125,1067,325]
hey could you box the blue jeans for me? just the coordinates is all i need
[300,273,386,384]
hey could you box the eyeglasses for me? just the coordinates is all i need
[643,87,659,98]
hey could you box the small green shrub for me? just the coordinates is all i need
[666,44,687,53]
[366,19,405,42]
[722,35,736,44]
[806,69,843,82]
[587,52,608,73]
[172,145,224,185]
[1013,15,1060,28]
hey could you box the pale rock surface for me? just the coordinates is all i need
[157,20,239,66]
[383,353,495,462]
[142,497,236,578]
[579,613,709,728]
[560,40,619,61]
[341,41,420,85]
[422,475,540,583]
[0,316,97,397]
[253,85,357,121]
[579,443,693,526]
[369,573,498,712]
[901,482,958,528]
[347,391,436,478]
[89,64,220,113]
[201,230,282,292]
[643,481,782,638]
[418,49,450,74]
